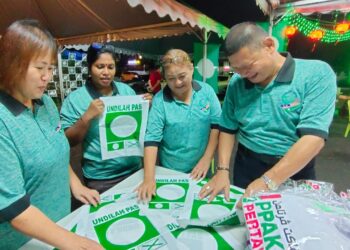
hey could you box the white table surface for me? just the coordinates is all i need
[20,167,246,249]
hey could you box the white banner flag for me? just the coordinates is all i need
[99,95,149,160]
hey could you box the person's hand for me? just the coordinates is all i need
[146,85,153,93]
[189,158,211,181]
[142,93,153,104]
[243,177,268,198]
[71,183,100,207]
[84,99,105,121]
[135,179,156,203]
[198,171,230,202]
[67,235,103,250]
[236,177,268,208]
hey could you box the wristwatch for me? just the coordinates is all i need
[261,175,278,191]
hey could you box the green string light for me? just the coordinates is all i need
[284,13,350,43]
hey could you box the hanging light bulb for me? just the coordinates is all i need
[309,29,324,41]
[285,26,297,39]
[335,23,350,34]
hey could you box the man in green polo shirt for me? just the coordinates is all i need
[200,22,336,201]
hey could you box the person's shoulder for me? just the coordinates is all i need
[194,80,207,88]
[295,58,333,73]
[226,74,244,90]
[151,89,168,108]
[65,85,87,100]
[153,89,165,102]
[114,81,136,95]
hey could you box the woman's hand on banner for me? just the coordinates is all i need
[190,158,211,181]
[135,179,156,203]
[71,183,100,207]
[198,171,230,203]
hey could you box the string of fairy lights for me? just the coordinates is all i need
[283,11,350,43]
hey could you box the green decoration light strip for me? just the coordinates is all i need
[284,13,350,43]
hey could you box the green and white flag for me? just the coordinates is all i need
[178,179,244,228]
[141,176,191,217]
[99,95,149,160]
[193,43,220,93]
[86,201,168,250]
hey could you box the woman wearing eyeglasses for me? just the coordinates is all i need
[0,20,102,249]
[60,43,152,195]
[136,49,222,202]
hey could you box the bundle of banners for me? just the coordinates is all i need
[63,175,246,250]
[62,176,350,250]
[242,180,350,250]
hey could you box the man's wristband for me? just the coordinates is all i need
[216,166,230,172]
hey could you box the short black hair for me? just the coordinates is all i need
[86,43,117,71]
[224,22,268,56]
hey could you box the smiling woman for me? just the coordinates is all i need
[136,49,222,202]
[0,19,102,249]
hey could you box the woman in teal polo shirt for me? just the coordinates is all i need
[61,43,152,194]
[136,49,222,202]
[0,20,102,249]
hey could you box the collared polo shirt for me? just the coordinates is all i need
[220,53,336,156]
[145,81,221,173]
[0,92,70,249]
[60,81,142,180]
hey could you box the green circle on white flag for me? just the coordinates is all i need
[198,204,230,220]
[106,217,145,245]
[110,115,137,138]
[196,58,215,78]
[178,228,217,248]
[156,184,185,200]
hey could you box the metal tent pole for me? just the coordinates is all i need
[202,29,208,82]
[57,49,65,106]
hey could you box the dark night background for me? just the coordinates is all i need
[178,0,350,87]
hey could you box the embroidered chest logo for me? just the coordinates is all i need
[199,99,210,112]
[55,122,62,132]
[280,92,301,112]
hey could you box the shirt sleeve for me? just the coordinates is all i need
[0,122,30,222]
[144,95,165,147]
[60,94,82,130]
[207,85,222,128]
[124,84,137,95]
[296,62,336,139]
[219,76,240,134]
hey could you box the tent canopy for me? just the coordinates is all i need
[0,0,229,45]
[256,0,350,16]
